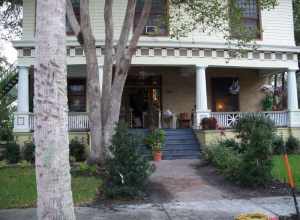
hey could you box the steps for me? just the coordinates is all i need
[163,129,200,160]
[131,128,201,160]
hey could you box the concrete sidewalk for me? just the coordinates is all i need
[0,196,299,220]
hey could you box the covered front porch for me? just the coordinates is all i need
[13,64,300,133]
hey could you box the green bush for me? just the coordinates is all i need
[235,115,275,186]
[205,115,276,186]
[69,139,87,162]
[204,143,241,181]
[102,123,153,199]
[71,162,97,176]
[219,138,241,153]
[272,135,285,155]
[4,142,21,164]
[23,142,35,163]
[285,135,300,154]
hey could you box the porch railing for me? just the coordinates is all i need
[15,112,89,131]
[210,111,289,129]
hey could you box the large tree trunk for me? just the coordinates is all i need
[67,0,104,163]
[34,0,76,219]
[101,0,152,149]
[80,0,104,163]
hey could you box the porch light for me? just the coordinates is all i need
[217,101,225,111]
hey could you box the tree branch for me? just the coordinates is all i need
[66,0,82,43]
[127,0,152,57]
[102,0,114,125]
[116,0,136,61]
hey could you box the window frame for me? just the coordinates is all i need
[230,0,262,40]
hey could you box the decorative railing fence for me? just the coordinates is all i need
[17,112,89,131]
[15,111,289,132]
[210,111,289,129]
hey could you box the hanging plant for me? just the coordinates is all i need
[229,80,240,95]
[261,94,273,111]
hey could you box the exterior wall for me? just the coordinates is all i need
[195,127,300,146]
[21,0,296,47]
[162,70,195,115]
[161,67,267,117]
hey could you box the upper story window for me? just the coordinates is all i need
[231,0,261,39]
[66,0,80,35]
[134,0,168,36]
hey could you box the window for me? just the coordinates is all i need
[231,0,261,39]
[66,0,80,35]
[68,79,86,112]
[135,0,168,36]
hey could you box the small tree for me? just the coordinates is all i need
[235,115,276,186]
[102,122,153,199]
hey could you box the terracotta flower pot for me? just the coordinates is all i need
[153,151,162,161]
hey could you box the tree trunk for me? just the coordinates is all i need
[67,0,152,159]
[101,0,152,150]
[35,0,76,219]
[80,0,104,163]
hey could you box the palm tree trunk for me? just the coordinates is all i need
[35,0,76,219]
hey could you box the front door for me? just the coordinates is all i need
[120,74,161,128]
[211,77,239,112]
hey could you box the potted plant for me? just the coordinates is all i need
[201,117,218,130]
[145,129,165,161]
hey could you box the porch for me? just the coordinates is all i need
[12,65,300,133]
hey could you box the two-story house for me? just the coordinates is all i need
[8,0,300,151]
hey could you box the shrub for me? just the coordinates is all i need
[102,123,153,199]
[23,142,35,163]
[234,115,276,186]
[0,160,8,168]
[205,115,276,186]
[4,142,21,164]
[272,135,285,155]
[204,143,241,181]
[285,135,300,154]
[69,139,87,162]
[219,138,241,153]
[71,162,97,176]
[18,160,32,168]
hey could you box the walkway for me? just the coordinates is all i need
[0,197,299,220]
[147,159,290,203]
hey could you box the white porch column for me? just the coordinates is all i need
[98,65,103,94]
[287,69,300,127]
[14,66,31,132]
[195,65,210,129]
[17,66,29,113]
[287,69,300,128]
[288,69,299,111]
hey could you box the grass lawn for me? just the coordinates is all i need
[272,154,300,189]
[0,166,101,209]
